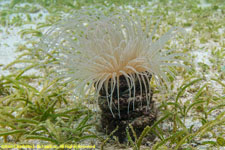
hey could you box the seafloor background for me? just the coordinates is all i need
[0,0,224,149]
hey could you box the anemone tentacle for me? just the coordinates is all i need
[40,10,186,115]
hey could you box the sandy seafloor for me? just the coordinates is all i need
[0,0,49,75]
[0,0,224,149]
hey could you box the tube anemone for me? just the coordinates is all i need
[39,9,186,142]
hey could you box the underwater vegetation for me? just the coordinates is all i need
[0,0,224,150]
